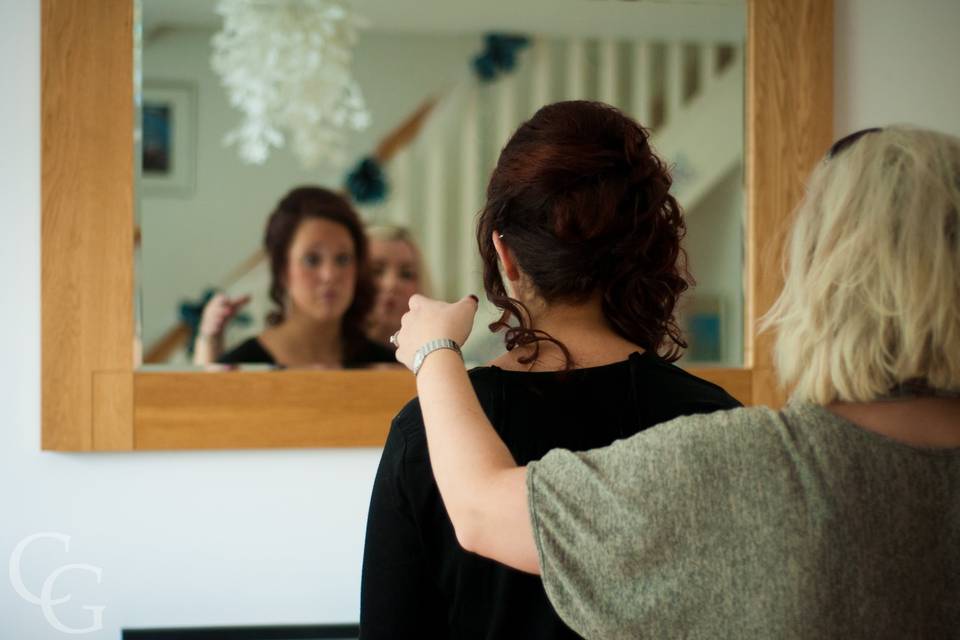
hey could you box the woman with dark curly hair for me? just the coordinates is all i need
[359,101,740,639]
[204,186,395,368]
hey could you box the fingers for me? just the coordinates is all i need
[229,294,252,309]
[408,293,428,311]
[220,294,251,319]
[393,294,480,371]
[204,293,227,312]
[207,293,250,309]
[201,293,250,337]
[408,293,477,312]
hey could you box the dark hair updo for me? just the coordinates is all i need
[263,185,375,360]
[477,100,691,365]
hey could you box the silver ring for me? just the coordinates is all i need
[389,331,399,348]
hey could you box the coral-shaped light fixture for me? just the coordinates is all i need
[210,0,371,167]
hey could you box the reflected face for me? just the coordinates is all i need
[284,218,357,322]
[369,238,420,330]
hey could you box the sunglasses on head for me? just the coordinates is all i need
[827,127,883,159]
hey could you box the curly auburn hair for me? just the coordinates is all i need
[263,186,376,362]
[477,100,692,365]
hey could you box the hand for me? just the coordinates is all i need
[198,293,251,340]
[394,294,479,370]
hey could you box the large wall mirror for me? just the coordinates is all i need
[136,0,747,371]
[41,0,833,451]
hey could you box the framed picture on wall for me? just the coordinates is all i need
[140,81,197,197]
[681,294,725,363]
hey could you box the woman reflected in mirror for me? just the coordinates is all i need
[364,225,430,350]
[194,186,396,369]
[359,101,742,639]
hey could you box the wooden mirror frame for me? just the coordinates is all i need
[41,0,833,451]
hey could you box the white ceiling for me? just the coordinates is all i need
[142,0,746,41]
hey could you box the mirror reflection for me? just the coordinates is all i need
[136,0,746,370]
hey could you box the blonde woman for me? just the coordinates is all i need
[364,225,430,349]
[389,126,960,637]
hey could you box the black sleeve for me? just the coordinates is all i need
[347,339,397,367]
[359,411,448,639]
[637,362,743,428]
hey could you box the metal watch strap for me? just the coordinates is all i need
[412,339,462,376]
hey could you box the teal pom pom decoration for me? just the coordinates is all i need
[345,156,388,204]
[472,33,530,82]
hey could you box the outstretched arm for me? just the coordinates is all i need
[395,295,540,574]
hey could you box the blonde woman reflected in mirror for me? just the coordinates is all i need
[364,225,431,350]
[387,125,960,638]
[359,101,742,639]
[193,186,396,369]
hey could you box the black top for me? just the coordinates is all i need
[359,351,741,639]
[217,336,395,369]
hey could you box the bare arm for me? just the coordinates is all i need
[192,333,225,366]
[192,293,250,366]
[395,295,540,574]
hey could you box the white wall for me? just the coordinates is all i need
[3,1,960,638]
[834,0,960,138]
[683,166,745,366]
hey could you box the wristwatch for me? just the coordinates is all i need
[412,339,462,376]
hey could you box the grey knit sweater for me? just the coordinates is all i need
[527,403,959,639]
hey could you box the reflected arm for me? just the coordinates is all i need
[192,334,224,366]
[191,293,250,365]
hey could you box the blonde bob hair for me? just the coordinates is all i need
[366,224,432,297]
[763,126,960,404]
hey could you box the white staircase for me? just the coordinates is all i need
[363,36,745,303]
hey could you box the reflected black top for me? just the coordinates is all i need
[360,351,741,640]
[217,336,395,368]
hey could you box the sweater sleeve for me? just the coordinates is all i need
[526,406,783,639]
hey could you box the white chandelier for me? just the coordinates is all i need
[210,0,371,168]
